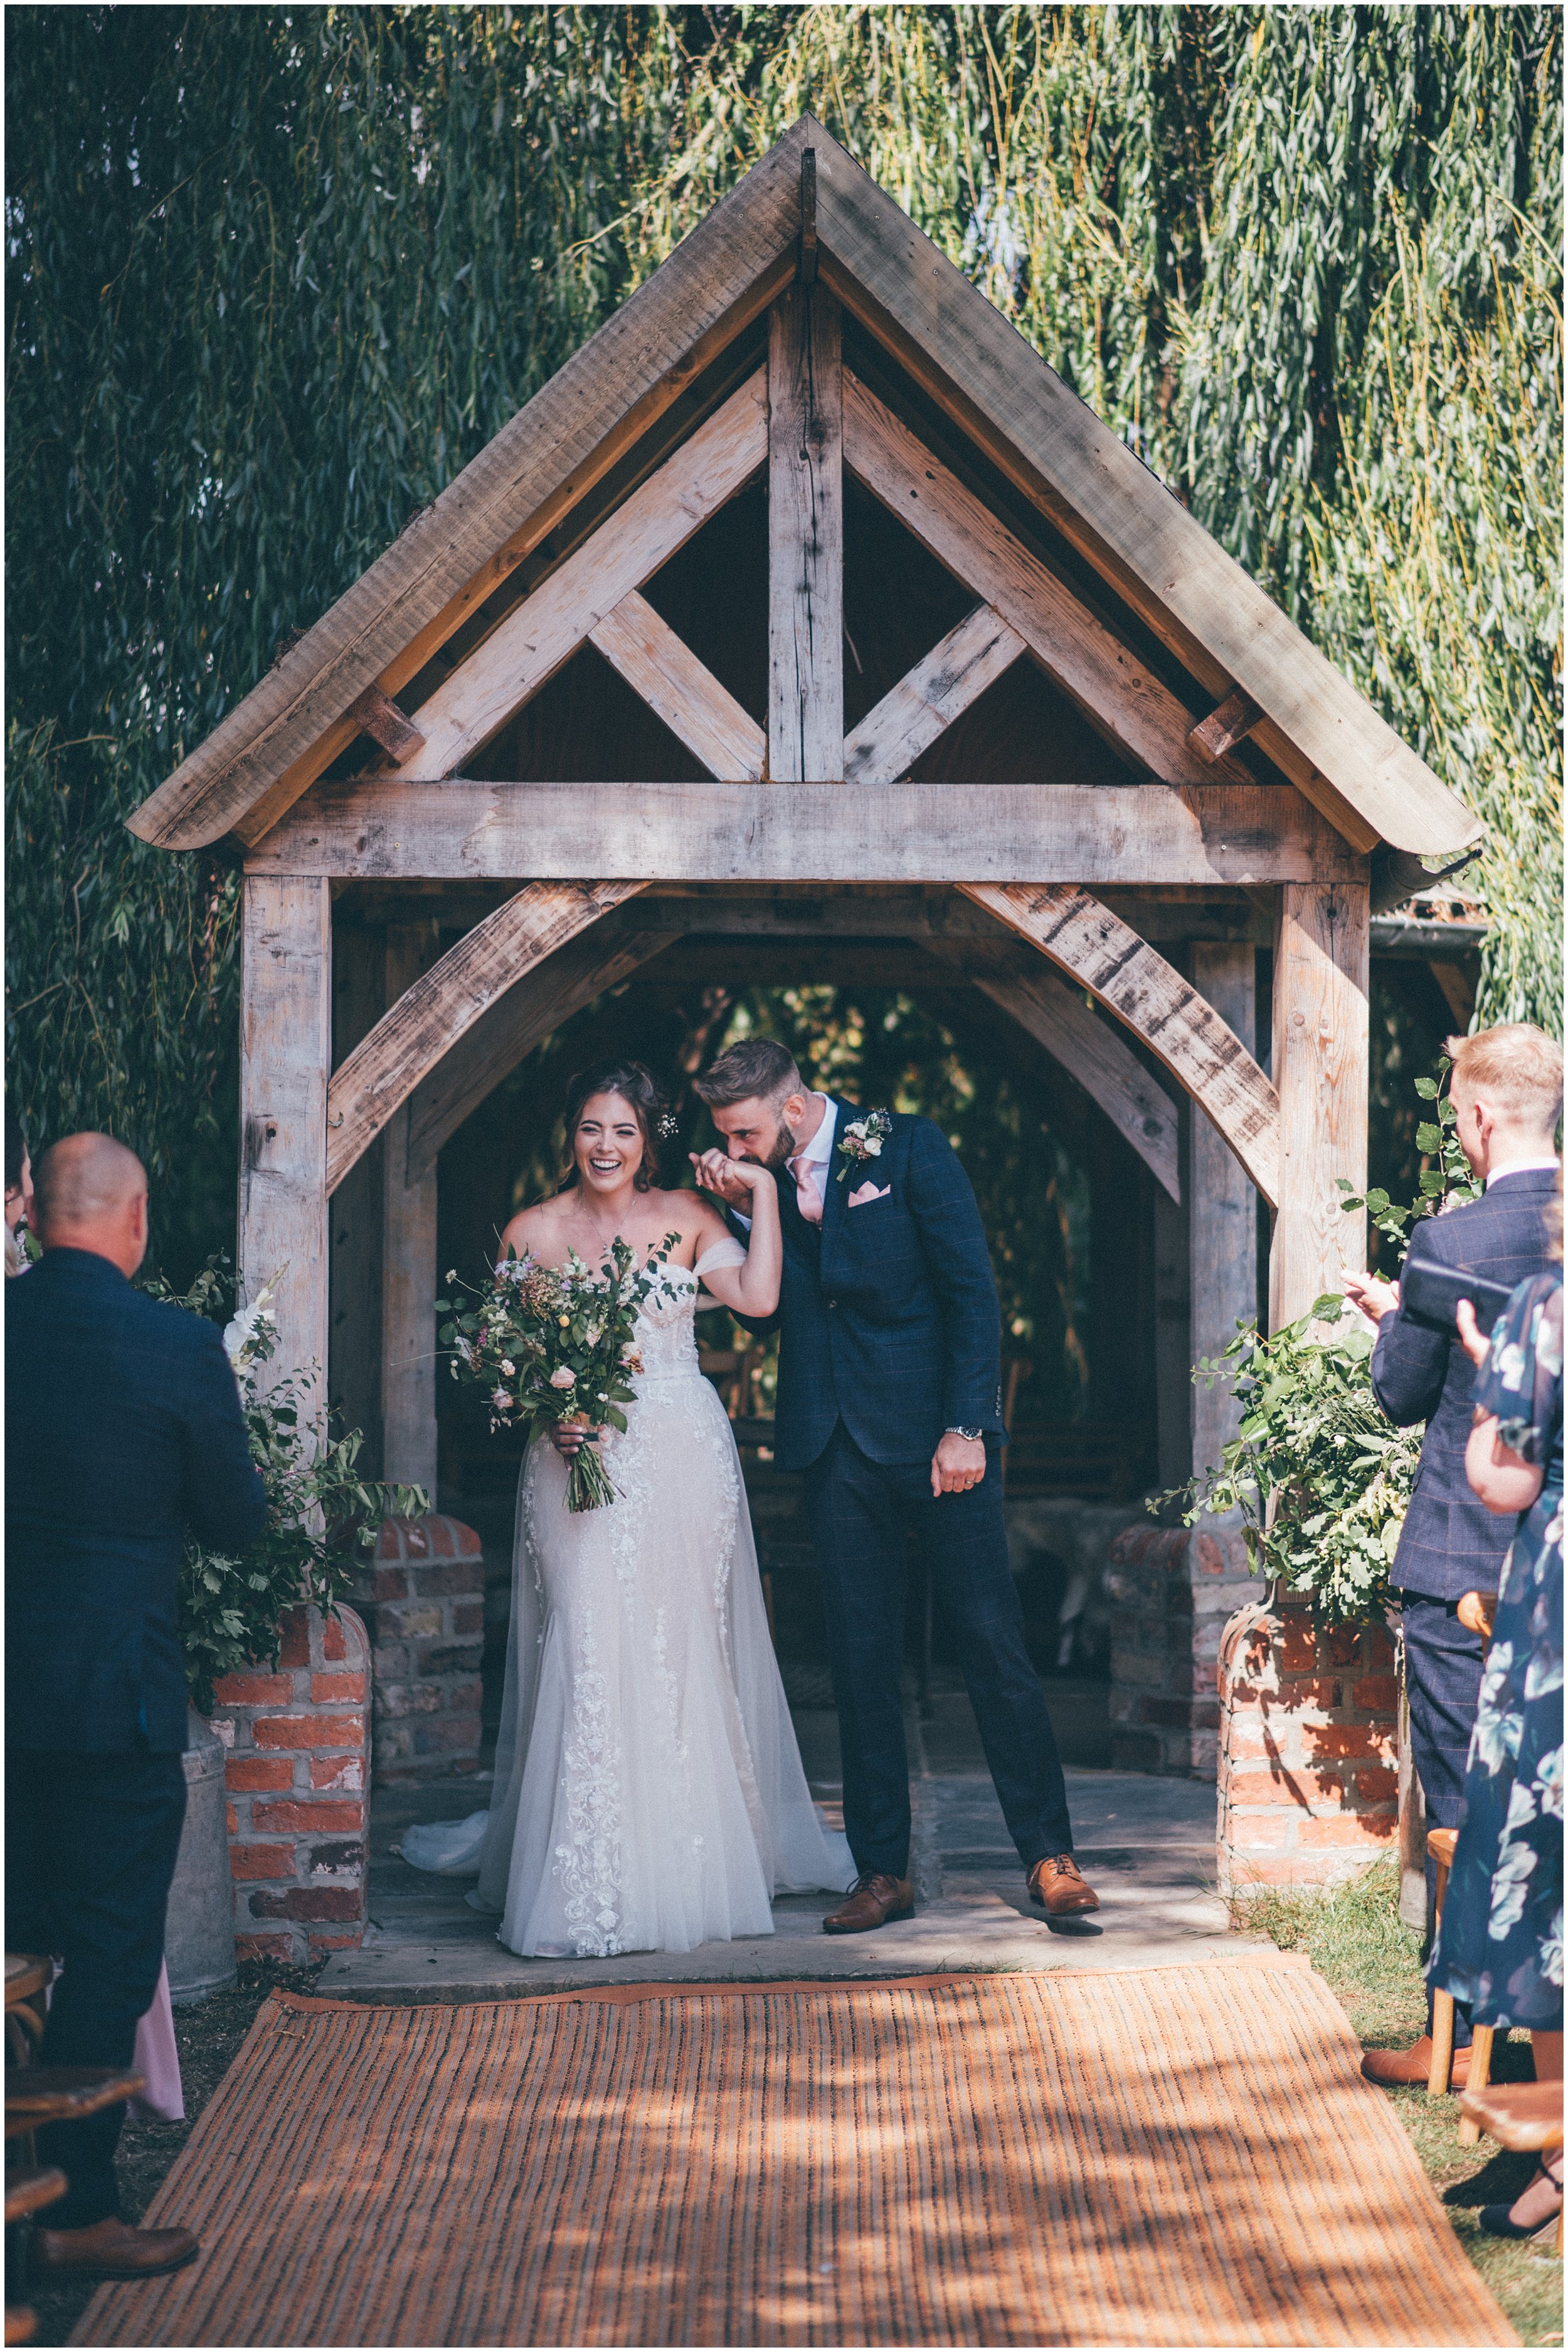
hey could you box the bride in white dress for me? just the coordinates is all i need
[404,1059,850,1956]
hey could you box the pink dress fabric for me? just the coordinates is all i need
[128,1961,184,2122]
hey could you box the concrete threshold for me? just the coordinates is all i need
[322,1732,1267,2004]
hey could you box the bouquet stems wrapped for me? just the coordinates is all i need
[439,1233,677,1512]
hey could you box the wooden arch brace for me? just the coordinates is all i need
[326,880,645,1194]
[962,882,1280,1205]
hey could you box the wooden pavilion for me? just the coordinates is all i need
[129,117,1480,1508]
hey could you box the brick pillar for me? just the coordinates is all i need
[351,1514,485,1782]
[1216,1600,1398,1891]
[1106,1523,1264,1776]
[211,1603,369,1965]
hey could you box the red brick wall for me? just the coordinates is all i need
[211,1603,370,1966]
[351,1515,485,1782]
[1216,1600,1399,1891]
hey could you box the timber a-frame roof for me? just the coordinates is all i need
[129,114,1478,865]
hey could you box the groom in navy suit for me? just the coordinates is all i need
[694,1037,1097,1933]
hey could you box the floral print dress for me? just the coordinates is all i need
[1430,1271,1563,2031]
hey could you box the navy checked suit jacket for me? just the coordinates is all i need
[734,1101,1005,1473]
[6,1248,267,1753]
[1372,1167,1559,1601]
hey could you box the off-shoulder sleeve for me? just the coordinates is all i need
[694,1238,748,1284]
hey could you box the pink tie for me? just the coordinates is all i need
[788,1153,822,1226]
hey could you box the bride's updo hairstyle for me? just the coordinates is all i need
[558,1060,667,1194]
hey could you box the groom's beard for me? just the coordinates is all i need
[736,1115,799,1173]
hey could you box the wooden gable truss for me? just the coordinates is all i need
[132,119,1480,1490]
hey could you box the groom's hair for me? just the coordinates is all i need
[694,1037,803,1110]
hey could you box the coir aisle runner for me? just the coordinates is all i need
[79,1959,1515,2348]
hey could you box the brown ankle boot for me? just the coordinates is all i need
[33,2214,199,2280]
[823,1872,914,1934]
[1360,2037,1471,2089]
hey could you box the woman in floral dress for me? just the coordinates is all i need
[1432,1259,1562,2240]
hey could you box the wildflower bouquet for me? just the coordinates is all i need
[439,1234,679,1511]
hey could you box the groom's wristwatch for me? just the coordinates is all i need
[945,1426,984,1443]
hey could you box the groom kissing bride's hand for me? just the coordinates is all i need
[692,1145,982,1498]
[690,1037,1099,1936]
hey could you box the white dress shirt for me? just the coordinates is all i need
[1486,1155,1560,1189]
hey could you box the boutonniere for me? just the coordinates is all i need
[836,1108,893,1182]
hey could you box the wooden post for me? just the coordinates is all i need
[1189,944,1259,1486]
[238,877,331,1400]
[381,925,440,1493]
[329,926,386,1476]
[1269,879,1370,1329]
[768,283,842,780]
[1152,1103,1192,1493]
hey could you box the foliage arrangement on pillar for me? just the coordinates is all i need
[211,1604,371,1964]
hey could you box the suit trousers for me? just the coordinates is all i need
[805,1424,1073,1879]
[1401,1591,1486,2047]
[6,1747,188,2227]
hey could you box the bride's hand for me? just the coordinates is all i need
[689,1148,770,1206]
[550,1419,598,1458]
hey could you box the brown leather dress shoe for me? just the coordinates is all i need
[33,2215,199,2280]
[823,1872,914,1934]
[1028,1854,1101,1917]
[1360,2037,1471,2089]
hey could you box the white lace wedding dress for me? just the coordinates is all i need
[403,1241,851,1956]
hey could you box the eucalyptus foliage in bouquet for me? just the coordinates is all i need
[439,1234,678,1512]
[1162,1058,1478,1627]
[146,1259,426,1712]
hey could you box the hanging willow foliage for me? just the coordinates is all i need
[6,6,1560,1269]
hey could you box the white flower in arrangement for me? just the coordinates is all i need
[620,1343,644,1372]
[549,1365,578,1390]
[500,1359,516,1378]
[492,1389,513,1411]
[222,1273,282,1374]
[584,1323,603,1347]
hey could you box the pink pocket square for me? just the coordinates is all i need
[847,1181,891,1207]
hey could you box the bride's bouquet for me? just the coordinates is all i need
[438,1234,677,1512]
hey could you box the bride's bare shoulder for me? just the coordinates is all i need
[499,1197,561,1258]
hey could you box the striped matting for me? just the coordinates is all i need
[78,1959,1515,2346]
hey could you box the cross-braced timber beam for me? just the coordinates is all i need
[326,880,646,1192]
[961,881,1281,1204]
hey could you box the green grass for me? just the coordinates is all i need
[1231,1859,1564,2348]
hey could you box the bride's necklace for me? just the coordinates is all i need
[575,1195,634,1264]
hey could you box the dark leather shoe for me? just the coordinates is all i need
[1360,2037,1471,2088]
[1028,1854,1100,1917]
[823,1872,914,1934]
[33,2215,199,2280]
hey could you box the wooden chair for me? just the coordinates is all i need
[3,1963,50,2075]
[1455,2080,1565,2254]
[5,2067,145,2142]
